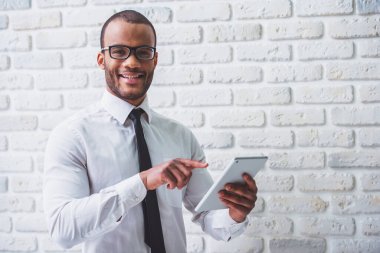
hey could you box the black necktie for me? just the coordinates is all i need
[129,108,166,253]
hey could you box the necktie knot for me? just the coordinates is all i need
[129,108,144,122]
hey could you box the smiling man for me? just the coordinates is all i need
[43,10,258,253]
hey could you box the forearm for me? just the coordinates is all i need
[44,173,146,249]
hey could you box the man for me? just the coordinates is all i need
[43,10,257,253]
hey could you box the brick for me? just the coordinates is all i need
[268,196,328,213]
[360,84,380,103]
[64,49,98,69]
[156,25,201,45]
[329,17,380,38]
[36,30,86,49]
[237,43,291,62]
[271,109,325,126]
[252,197,265,213]
[66,90,102,109]
[255,174,294,192]
[0,15,8,29]
[35,155,44,173]
[187,235,204,253]
[0,155,32,172]
[0,136,7,151]
[329,151,380,168]
[148,88,175,108]
[193,131,233,149]
[246,216,293,235]
[332,239,380,253]
[298,41,353,60]
[0,195,34,212]
[0,236,37,251]
[269,152,325,170]
[88,28,101,48]
[10,133,49,151]
[332,195,380,214]
[298,173,354,192]
[154,67,202,85]
[362,217,380,235]
[156,110,204,128]
[361,173,380,191]
[268,21,323,40]
[93,0,141,4]
[89,69,106,88]
[177,45,232,64]
[207,66,262,83]
[37,0,86,8]
[0,0,30,10]
[15,214,47,232]
[0,176,7,192]
[177,2,230,22]
[0,216,11,232]
[11,11,61,30]
[0,116,37,131]
[206,23,261,42]
[267,64,322,83]
[123,7,172,23]
[0,55,9,70]
[207,235,263,253]
[65,9,115,27]
[327,62,380,80]
[356,0,380,14]
[0,94,9,109]
[0,73,33,90]
[210,110,265,128]
[234,0,291,19]
[296,0,353,16]
[237,130,294,148]
[14,52,62,69]
[331,106,380,126]
[0,33,31,52]
[14,92,62,111]
[178,88,232,106]
[300,217,355,236]
[235,87,291,105]
[38,112,71,131]
[297,129,354,148]
[156,46,173,66]
[35,72,88,90]
[294,86,353,104]
[358,40,380,58]
[358,129,380,147]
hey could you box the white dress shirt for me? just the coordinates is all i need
[43,90,248,253]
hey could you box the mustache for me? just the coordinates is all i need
[118,67,145,74]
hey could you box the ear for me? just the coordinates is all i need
[153,51,158,67]
[97,52,105,70]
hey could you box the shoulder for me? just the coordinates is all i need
[151,109,194,137]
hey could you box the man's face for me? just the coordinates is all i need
[97,19,158,106]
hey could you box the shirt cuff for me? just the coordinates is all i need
[115,173,147,209]
[212,209,248,232]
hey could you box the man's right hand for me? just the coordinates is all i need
[139,158,208,190]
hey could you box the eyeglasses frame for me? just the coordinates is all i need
[101,44,156,60]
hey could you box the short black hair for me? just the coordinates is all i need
[100,10,157,48]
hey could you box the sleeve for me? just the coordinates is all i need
[182,131,248,241]
[43,123,147,249]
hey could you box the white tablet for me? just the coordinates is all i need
[194,156,267,212]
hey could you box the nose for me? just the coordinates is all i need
[122,52,141,69]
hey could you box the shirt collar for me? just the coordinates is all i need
[101,89,152,124]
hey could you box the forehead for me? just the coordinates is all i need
[103,19,155,47]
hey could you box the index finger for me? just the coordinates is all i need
[243,173,257,192]
[175,158,208,169]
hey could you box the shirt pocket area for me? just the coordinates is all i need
[164,187,183,208]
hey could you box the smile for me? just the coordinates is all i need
[119,73,144,79]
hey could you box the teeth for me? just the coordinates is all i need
[120,74,143,79]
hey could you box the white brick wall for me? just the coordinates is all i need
[0,0,379,252]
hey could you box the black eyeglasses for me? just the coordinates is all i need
[101,45,156,60]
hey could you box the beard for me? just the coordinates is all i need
[103,62,154,103]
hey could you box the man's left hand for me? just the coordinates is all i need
[218,173,257,223]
